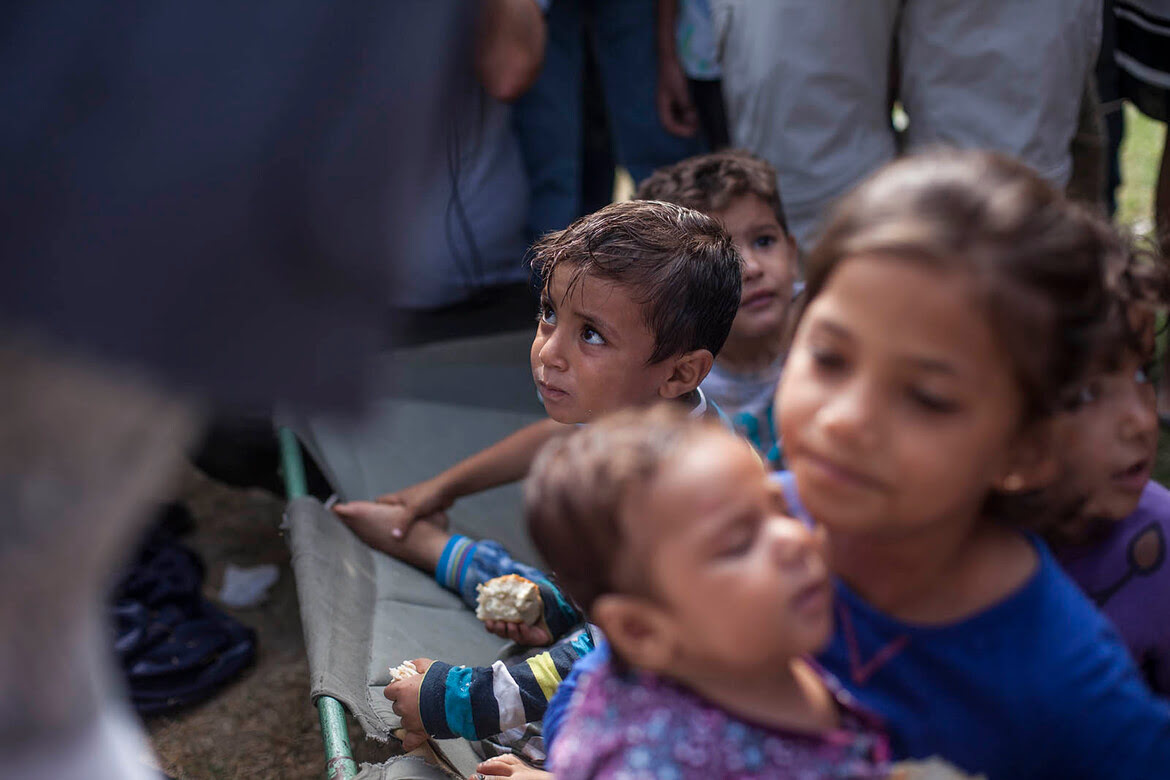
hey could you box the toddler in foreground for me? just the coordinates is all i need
[528,405,890,779]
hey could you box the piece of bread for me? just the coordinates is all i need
[475,574,542,625]
[889,757,986,780]
[388,661,421,683]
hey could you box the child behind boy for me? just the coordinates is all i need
[1050,258,1170,695]
[637,149,798,466]
[528,405,890,779]
[335,200,744,747]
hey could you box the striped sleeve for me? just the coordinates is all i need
[416,632,596,741]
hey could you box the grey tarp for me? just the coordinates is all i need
[279,330,546,778]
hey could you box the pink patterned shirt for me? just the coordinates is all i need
[551,660,890,779]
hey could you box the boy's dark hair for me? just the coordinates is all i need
[529,200,743,363]
[526,404,716,614]
[635,149,788,233]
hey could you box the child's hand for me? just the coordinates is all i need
[384,657,433,751]
[482,618,552,647]
[332,500,449,564]
[470,753,553,779]
[375,477,454,538]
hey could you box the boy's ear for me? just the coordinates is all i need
[657,349,714,400]
[995,420,1060,493]
[591,594,680,674]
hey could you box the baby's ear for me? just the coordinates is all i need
[591,594,679,674]
[658,349,714,400]
[996,420,1061,493]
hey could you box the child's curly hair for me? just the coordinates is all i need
[636,149,788,234]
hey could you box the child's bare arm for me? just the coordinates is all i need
[368,418,571,538]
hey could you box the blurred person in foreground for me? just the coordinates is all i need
[0,2,541,777]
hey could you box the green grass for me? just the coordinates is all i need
[1116,104,1165,237]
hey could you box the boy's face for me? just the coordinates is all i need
[625,430,832,671]
[710,194,797,346]
[531,265,679,424]
[1058,338,1157,530]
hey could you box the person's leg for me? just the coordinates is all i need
[0,335,199,779]
[708,0,900,249]
[591,0,704,185]
[580,21,617,216]
[1097,0,1124,216]
[1067,76,1108,210]
[688,77,731,151]
[899,0,1101,189]
[513,0,585,238]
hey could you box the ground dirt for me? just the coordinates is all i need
[142,464,395,780]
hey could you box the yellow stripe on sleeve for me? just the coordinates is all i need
[525,652,564,702]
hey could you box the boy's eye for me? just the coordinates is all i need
[753,235,777,250]
[1136,364,1153,385]
[581,326,605,346]
[907,387,959,414]
[539,303,556,325]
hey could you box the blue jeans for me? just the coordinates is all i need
[514,0,704,238]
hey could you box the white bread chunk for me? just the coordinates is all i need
[890,758,986,780]
[475,574,542,625]
[388,661,421,683]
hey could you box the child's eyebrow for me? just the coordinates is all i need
[747,221,781,233]
[904,357,959,376]
[575,307,617,338]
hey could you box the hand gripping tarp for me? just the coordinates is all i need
[279,330,546,778]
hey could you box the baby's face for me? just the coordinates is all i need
[711,194,797,348]
[626,430,832,671]
[1058,346,1158,534]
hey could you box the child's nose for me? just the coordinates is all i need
[819,379,878,448]
[767,517,818,569]
[741,251,763,279]
[537,328,569,370]
[1119,384,1158,441]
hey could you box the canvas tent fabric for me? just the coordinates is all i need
[280,330,546,777]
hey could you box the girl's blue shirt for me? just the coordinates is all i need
[776,471,1170,779]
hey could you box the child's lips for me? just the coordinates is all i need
[1112,459,1151,492]
[791,577,831,618]
[741,289,779,311]
[537,380,570,402]
[803,450,886,492]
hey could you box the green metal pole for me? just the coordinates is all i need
[317,695,359,779]
[277,426,358,780]
[278,427,309,500]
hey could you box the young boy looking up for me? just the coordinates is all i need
[335,198,740,577]
[333,200,743,748]
[637,150,798,466]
